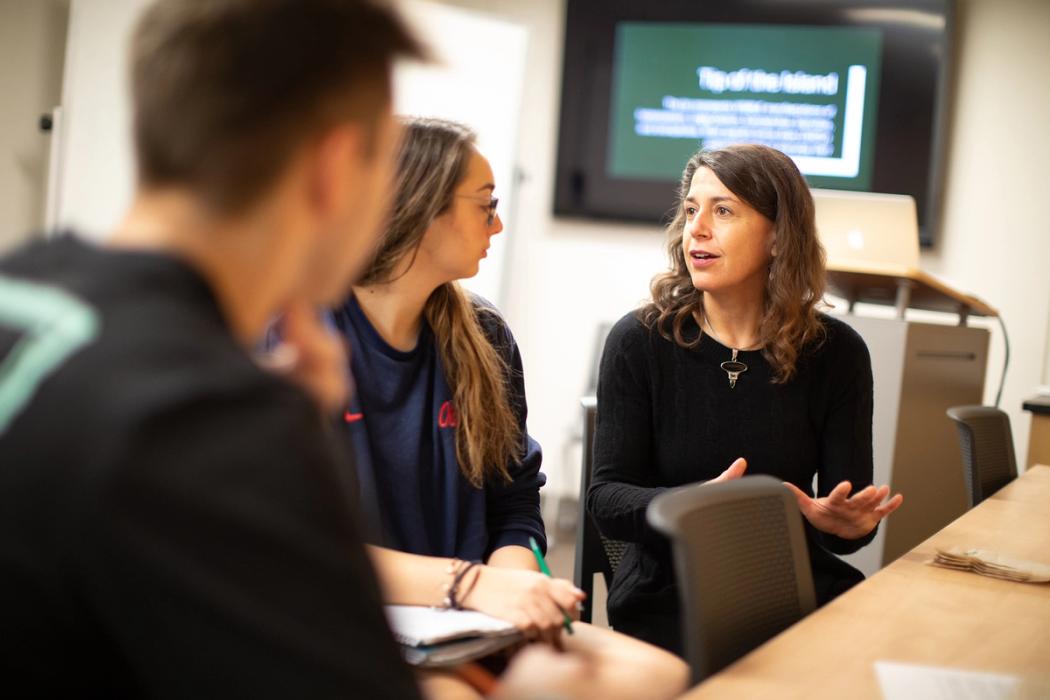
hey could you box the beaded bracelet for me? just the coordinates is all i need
[441,559,481,610]
[440,558,463,608]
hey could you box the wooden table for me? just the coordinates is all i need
[682,465,1050,699]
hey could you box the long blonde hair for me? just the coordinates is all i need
[642,144,827,382]
[357,117,519,486]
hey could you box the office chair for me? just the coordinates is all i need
[572,396,629,623]
[647,476,816,683]
[946,405,1017,508]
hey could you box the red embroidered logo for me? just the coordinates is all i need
[344,411,364,423]
[438,401,459,428]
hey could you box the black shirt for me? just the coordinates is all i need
[0,236,421,699]
[587,310,874,654]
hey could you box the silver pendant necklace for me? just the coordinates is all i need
[702,316,759,389]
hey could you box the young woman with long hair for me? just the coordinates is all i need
[332,117,688,698]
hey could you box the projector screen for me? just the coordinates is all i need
[608,22,882,191]
[553,0,954,246]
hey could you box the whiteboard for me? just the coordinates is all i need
[52,0,528,307]
[53,0,149,239]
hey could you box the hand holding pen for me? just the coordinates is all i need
[459,545,585,647]
[529,536,576,636]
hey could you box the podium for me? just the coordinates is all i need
[826,265,997,576]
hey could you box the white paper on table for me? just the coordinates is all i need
[875,661,1050,700]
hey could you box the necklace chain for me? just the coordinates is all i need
[701,316,762,352]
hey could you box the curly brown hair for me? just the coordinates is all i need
[641,144,827,383]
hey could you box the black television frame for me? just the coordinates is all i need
[553,0,955,247]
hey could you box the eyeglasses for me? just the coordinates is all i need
[455,194,499,226]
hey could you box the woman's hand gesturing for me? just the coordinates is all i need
[783,480,903,540]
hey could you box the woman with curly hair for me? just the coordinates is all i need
[587,144,903,654]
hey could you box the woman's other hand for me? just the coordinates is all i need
[710,457,748,483]
[784,480,904,540]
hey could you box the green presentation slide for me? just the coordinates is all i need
[608,22,882,190]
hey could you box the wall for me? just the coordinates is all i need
[436,0,1050,498]
[0,0,68,253]
[923,0,1050,464]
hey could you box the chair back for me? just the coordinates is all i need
[647,476,816,683]
[946,405,1017,508]
[573,396,629,623]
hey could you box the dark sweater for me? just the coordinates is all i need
[331,293,547,561]
[587,310,874,654]
[0,236,421,699]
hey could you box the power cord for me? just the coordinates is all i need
[994,314,1010,408]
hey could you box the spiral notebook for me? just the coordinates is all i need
[384,605,522,668]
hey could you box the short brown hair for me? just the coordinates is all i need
[130,0,426,213]
[642,144,827,382]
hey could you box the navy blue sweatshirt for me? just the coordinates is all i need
[331,294,546,561]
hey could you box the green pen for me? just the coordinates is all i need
[528,536,575,635]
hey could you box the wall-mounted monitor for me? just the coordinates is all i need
[553,0,954,246]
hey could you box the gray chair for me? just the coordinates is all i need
[647,476,816,683]
[946,405,1017,508]
[572,396,629,623]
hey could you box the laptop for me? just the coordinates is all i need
[810,188,996,317]
[810,189,920,274]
